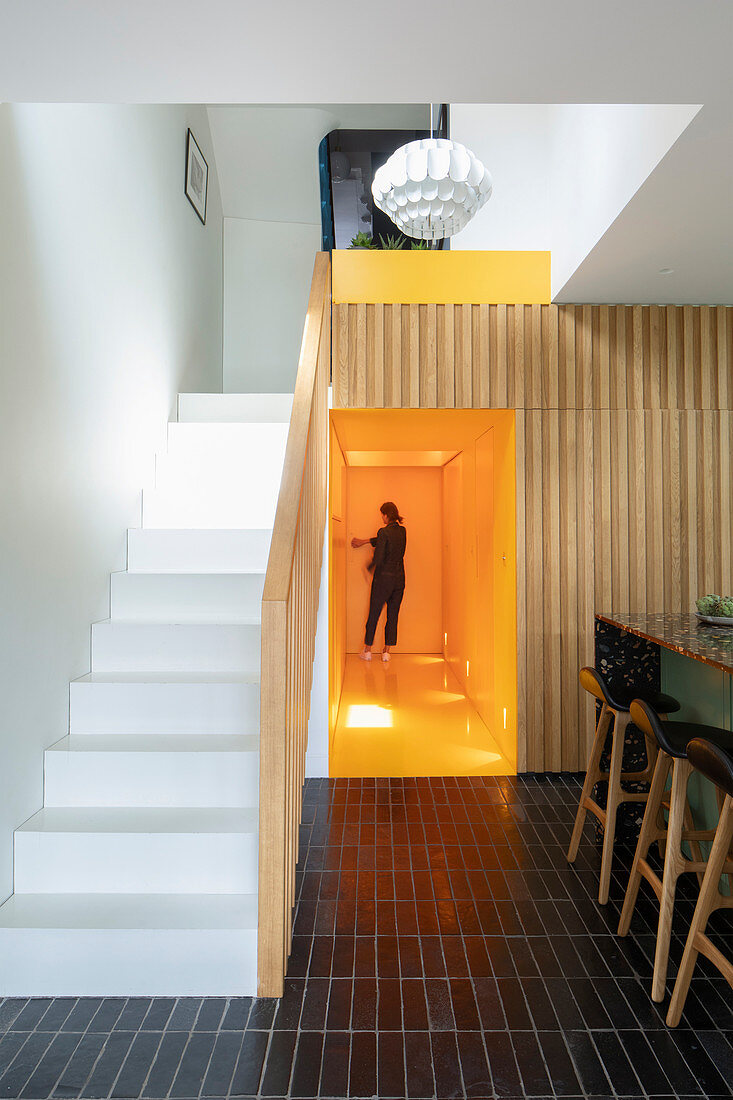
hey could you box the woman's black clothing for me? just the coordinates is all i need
[364,522,406,647]
[369,522,406,583]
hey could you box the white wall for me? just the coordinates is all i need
[450,103,699,298]
[207,107,335,223]
[0,103,223,902]
[210,107,330,393]
[549,103,700,297]
[223,219,322,392]
[212,105,430,392]
[448,105,554,252]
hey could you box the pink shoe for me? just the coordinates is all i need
[359,651,372,662]
[382,650,391,663]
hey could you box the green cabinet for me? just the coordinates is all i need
[661,648,732,865]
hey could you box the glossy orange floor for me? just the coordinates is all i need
[330,653,512,778]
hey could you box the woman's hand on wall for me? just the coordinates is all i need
[351,536,370,548]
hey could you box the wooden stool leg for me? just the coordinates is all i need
[567,702,611,864]
[599,710,628,905]
[618,750,671,936]
[667,794,733,1026]
[651,757,691,1002]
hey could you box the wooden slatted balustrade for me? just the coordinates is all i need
[258,253,331,997]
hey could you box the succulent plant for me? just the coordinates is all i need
[696,593,733,616]
[410,240,430,250]
[348,231,377,250]
[378,233,406,250]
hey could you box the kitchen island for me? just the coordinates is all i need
[596,611,732,840]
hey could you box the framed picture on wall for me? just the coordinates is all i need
[185,128,208,225]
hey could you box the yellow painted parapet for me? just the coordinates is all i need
[332,249,551,304]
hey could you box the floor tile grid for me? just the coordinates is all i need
[0,775,730,1099]
[0,994,260,1100]
[293,779,530,1100]
[0,778,594,1095]
[288,774,726,1100]
[303,776,544,1099]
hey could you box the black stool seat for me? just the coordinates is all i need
[687,737,733,798]
[620,700,733,1004]
[630,699,733,759]
[569,666,675,905]
[666,736,733,1025]
[579,667,680,714]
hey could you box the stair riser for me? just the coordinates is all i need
[165,421,289,458]
[14,833,258,894]
[70,680,259,735]
[142,489,278,531]
[91,623,261,673]
[127,529,272,574]
[0,929,257,996]
[44,752,259,808]
[178,392,293,424]
[110,572,265,622]
[155,451,287,489]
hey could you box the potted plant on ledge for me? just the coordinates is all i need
[348,232,433,250]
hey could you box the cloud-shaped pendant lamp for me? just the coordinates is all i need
[372,138,492,241]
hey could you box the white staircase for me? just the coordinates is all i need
[0,393,293,995]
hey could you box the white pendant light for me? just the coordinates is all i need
[372,137,492,240]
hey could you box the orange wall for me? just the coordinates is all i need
[345,466,442,653]
[490,414,517,768]
[442,413,517,768]
[329,424,347,746]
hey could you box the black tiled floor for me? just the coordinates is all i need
[0,774,730,1098]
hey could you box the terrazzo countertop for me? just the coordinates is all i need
[596,612,733,675]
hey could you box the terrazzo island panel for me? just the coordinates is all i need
[597,613,733,676]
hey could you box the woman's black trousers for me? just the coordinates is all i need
[364,574,404,646]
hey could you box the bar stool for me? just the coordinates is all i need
[568,667,680,904]
[667,738,733,1026]
[617,699,733,1001]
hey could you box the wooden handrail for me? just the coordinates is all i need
[258,253,331,997]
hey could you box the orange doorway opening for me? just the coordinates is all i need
[329,409,517,777]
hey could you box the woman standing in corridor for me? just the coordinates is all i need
[351,501,407,663]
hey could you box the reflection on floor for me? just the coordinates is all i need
[331,654,511,778]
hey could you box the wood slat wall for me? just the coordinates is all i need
[332,303,733,772]
[333,303,733,411]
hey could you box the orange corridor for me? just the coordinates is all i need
[329,409,518,778]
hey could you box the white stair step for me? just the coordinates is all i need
[44,735,259,807]
[142,486,279,530]
[14,808,258,894]
[110,571,265,622]
[70,673,260,735]
[127,528,272,573]
[0,893,257,995]
[178,392,293,423]
[144,423,288,530]
[90,621,261,673]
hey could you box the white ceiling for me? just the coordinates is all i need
[2,2,732,303]
[2,2,730,104]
